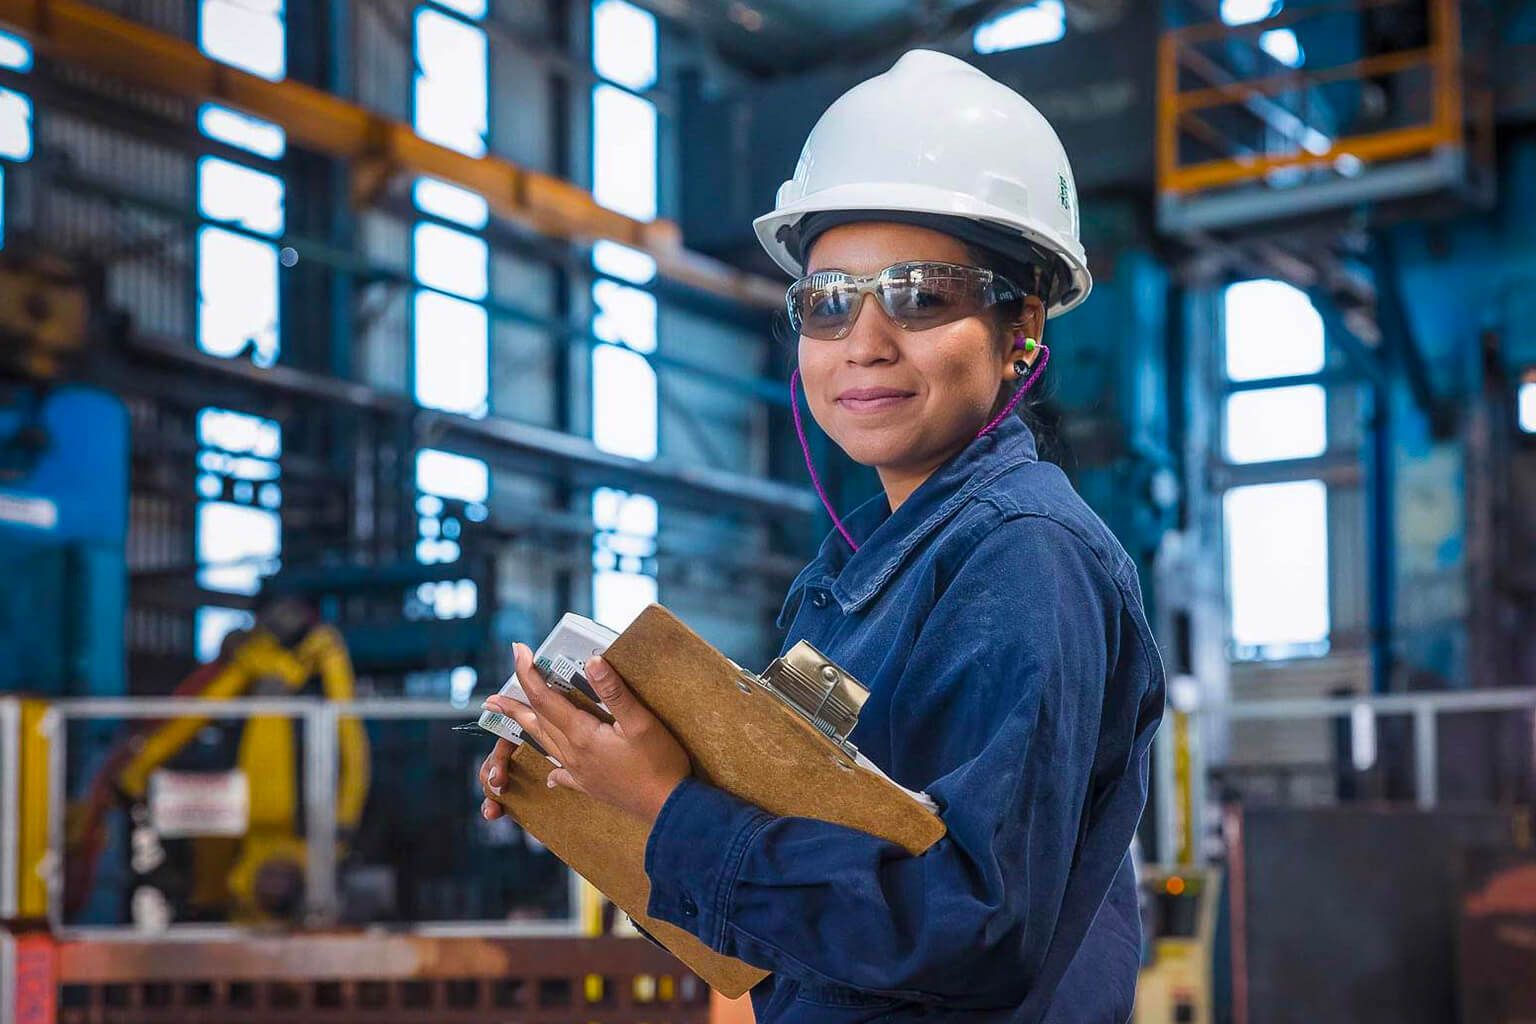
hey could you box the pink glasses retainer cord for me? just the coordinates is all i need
[790,342,1050,555]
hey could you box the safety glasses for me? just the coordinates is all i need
[786,260,1025,341]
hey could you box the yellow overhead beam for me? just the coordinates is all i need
[0,0,784,309]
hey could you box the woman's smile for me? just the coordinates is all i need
[836,386,917,414]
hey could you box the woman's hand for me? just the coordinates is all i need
[477,642,691,825]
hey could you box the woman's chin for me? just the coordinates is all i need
[831,431,916,469]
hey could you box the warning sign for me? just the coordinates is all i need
[148,770,250,838]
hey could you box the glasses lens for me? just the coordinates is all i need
[880,263,990,331]
[789,273,860,340]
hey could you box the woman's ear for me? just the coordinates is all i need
[1004,296,1048,377]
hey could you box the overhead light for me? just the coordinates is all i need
[1220,0,1279,26]
[1260,27,1304,67]
[974,0,1066,55]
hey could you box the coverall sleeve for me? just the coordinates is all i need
[642,517,1126,1007]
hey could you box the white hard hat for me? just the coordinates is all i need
[753,49,1091,316]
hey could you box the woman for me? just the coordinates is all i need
[478,50,1165,1023]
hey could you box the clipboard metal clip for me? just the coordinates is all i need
[751,640,870,757]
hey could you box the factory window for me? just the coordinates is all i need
[431,0,487,18]
[973,0,1066,55]
[1223,279,1325,380]
[198,502,281,594]
[412,291,489,416]
[410,6,489,419]
[195,408,283,597]
[1519,379,1536,434]
[0,32,31,253]
[195,607,254,663]
[593,239,657,283]
[408,4,490,620]
[1224,384,1327,464]
[1259,29,1303,67]
[413,223,489,301]
[0,87,33,162]
[1220,0,1278,25]
[413,450,486,626]
[592,489,658,631]
[413,7,488,158]
[592,0,658,90]
[195,133,284,368]
[1224,480,1330,656]
[590,2,660,629]
[592,85,658,222]
[199,406,282,459]
[414,447,487,566]
[413,177,489,229]
[411,579,478,619]
[593,279,658,354]
[199,0,286,81]
[590,249,660,460]
[197,228,280,365]
[198,104,286,159]
[1222,279,1331,659]
[416,447,489,504]
[592,346,659,460]
[198,156,285,236]
[0,30,32,72]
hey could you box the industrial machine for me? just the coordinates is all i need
[1135,866,1223,1024]
[65,601,370,924]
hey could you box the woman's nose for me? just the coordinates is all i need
[842,294,901,364]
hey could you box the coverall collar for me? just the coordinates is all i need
[779,416,1040,624]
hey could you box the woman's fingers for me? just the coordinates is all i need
[546,767,587,793]
[484,694,573,766]
[481,797,502,820]
[479,737,516,796]
[584,656,651,736]
[515,643,592,743]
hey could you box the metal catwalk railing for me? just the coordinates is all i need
[3,696,590,936]
[1164,685,1536,863]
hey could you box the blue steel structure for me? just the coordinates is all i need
[0,385,126,698]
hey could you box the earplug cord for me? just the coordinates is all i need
[790,342,1051,555]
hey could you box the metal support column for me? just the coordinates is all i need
[1368,380,1396,694]
[304,701,340,925]
[0,699,18,920]
[1413,706,1438,809]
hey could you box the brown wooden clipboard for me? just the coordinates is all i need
[489,603,947,998]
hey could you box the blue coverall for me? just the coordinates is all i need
[642,416,1166,1022]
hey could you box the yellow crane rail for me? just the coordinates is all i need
[0,0,784,309]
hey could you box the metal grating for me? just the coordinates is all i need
[48,934,711,1024]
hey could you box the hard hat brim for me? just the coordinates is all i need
[753,183,1092,317]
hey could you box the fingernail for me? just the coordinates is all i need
[481,800,494,819]
[587,657,610,680]
[546,775,557,789]
[488,766,500,788]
